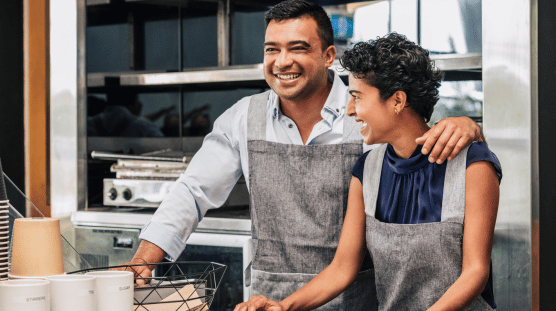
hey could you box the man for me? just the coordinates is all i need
[123,1,482,309]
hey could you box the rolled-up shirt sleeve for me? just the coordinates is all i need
[139,97,249,261]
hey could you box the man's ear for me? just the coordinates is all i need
[323,45,336,67]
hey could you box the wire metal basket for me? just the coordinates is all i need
[69,261,226,311]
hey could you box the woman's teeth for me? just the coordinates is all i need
[276,73,301,80]
[359,121,367,129]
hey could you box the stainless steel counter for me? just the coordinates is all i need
[71,208,251,234]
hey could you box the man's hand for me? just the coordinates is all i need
[234,295,284,311]
[416,116,482,164]
[110,240,166,286]
[111,258,154,287]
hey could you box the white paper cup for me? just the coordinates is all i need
[85,271,134,311]
[47,275,96,311]
[0,279,51,311]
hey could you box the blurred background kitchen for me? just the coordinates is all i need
[0,0,554,310]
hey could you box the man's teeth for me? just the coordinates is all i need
[359,121,367,129]
[276,74,301,80]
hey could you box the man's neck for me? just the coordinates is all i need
[279,80,333,144]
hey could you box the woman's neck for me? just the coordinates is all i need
[388,116,430,159]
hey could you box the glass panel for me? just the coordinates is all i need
[87,92,178,138]
[180,88,269,137]
[86,24,130,73]
[145,18,179,71]
[351,0,418,44]
[182,15,218,69]
[231,11,265,65]
[429,80,483,126]
[421,0,468,54]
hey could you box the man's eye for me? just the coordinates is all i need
[292,46,307,51]
[265,48,277,53]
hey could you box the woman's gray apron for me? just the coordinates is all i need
[247,91,378,310]
[363,144,494,311]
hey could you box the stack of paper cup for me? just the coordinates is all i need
[10,217,65,278]
[0,158,9,281]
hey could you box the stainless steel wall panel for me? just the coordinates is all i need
[483,0,534,309]
[50,0,82,217]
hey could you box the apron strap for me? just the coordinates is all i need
[440,144,471,224]
[247,91,271,141]
[362,144,388,217]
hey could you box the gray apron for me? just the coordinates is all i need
[363,144,494,311]
[247,91,378,310]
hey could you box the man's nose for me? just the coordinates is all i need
[346,97,356,117]
[275,50,293,69]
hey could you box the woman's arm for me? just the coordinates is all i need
[234,176,368,311]
[427,161,500,311]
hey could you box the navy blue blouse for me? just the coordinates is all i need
[352,142,502,309]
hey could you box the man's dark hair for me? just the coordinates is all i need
[340,33,443,122]
[265,0,334,50]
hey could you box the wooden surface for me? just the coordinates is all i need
[24,0,50,217]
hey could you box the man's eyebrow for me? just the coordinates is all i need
[263,41,311,47]
[289,40,310,47]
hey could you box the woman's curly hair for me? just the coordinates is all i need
[340,33,443,122]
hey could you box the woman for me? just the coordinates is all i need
[234,33,501,311]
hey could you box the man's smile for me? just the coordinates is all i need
[274,73,302,80]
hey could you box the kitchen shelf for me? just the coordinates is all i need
[87,0,375,10]
[87,53,482,90]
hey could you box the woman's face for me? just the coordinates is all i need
[347,74,396,145]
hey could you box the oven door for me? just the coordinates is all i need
[155,232,252,311]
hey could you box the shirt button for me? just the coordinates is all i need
[336,109,339,112]
[288,124,293,128]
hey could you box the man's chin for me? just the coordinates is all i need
[269,86,303,101]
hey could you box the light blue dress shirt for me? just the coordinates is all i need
[139,71,374,260]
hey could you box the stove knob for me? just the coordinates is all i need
[109,188,118,200]
[123,188,132,201]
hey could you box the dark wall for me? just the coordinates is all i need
[538,1,556,308]
[0,0,25,215]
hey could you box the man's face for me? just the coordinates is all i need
[263,17,336,103]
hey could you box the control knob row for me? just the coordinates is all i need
[108,188,133,201]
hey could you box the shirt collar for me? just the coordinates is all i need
[270,70,346,120]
